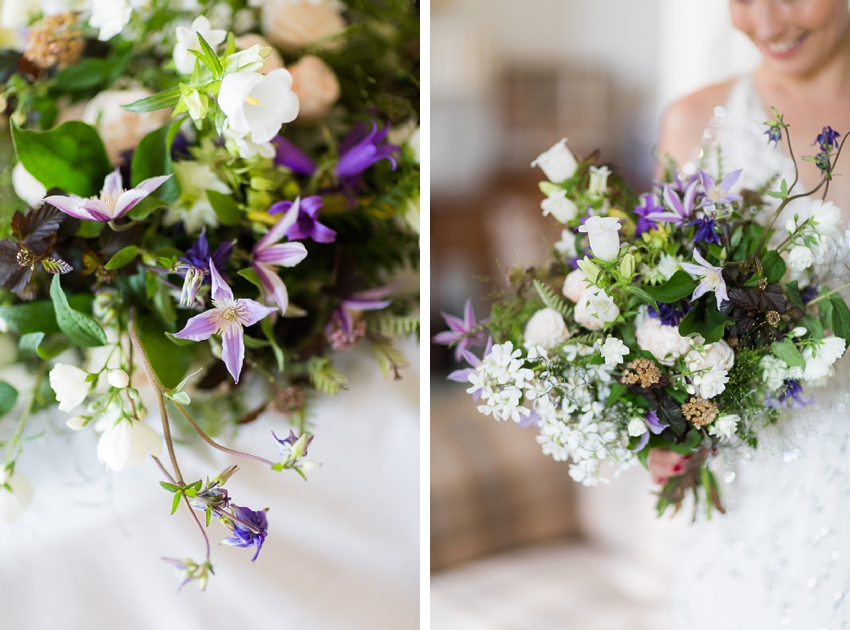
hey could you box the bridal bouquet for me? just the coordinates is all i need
[0,0,419,588]
[436,111,849,519]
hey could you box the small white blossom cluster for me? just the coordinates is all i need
[759,354,803,391]
[784,199,842,271]
[467,342,534,423]
[529,344,635,486]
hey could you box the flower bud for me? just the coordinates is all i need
[67,416,88,430]
[785,217,797,234]
[576,257,600,282]
[790,326,807,338]
[619,253,635,278]
[578,216,622,261]
[628,418,647,437]
[107,369,130,389]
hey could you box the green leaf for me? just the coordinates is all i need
[799,314,825,340]
[171,490,182,515]
[207,189,241,226]
[771,337,805,369]
[136,315,197,389]
[668,428,702,455]
[0,301,60,335]
[678,297,732,344]
[18,332,70,359]
[159,481,182,493]
[760,250,786,284]
[643,270,697,303]
[830,295,850,341]
[243,335,270,349]
[621,284,658,312]
[195,33,224,78]
[122,87,182,113]
[819,291,834,331]
[104,245,139,270]
[785,281,803,309]
[76,220,105,238]
[127,196,166,221]
[11,120,111,197]
[606,382,628,405]
[50,275,108,347]
[237,267,262,288]
[131,120,182,203]
[261,317,284,372]
[0,381,18,418]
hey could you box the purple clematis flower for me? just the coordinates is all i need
[174,259,277,383]
[447,337,493,401]
[698,169,742,208]
[329,285,394,343]
[42,168,171,222]
[632,410,669,452]
[273,136,317,176]
[433,299,488,361]
[335,120,399,181]
[656,180,698,227]
[221,505,268,562]
[269,195,336,243]
[680,249,729,309]
[633,193,667,236]
[251,199,309,313]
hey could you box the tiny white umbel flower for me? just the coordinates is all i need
[97,419,163,472]
[708,414,740,440]
[531,138,578,183]
[541,189,578,224]
[174,16,227,75]
[578,216,622,261]
[788,245,814,271]
[600,337,629,367]
[90,0,133,41]
[218,69,300,144]
[49,364,91,412]
[0,470,33,523]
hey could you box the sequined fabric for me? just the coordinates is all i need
[672,75,850,630]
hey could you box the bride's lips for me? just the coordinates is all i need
[762,32,810,59]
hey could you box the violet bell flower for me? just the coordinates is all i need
[687,216,721,245]
[633,193,667,236]
[335,120,399,181]
[269,195,336,243]
[43,168,171,222]
[631,411,669,452]
[251,199,309,313]
[697,169,742,208]
[174,259,277,383]
[273,136,317,176]
[221,505,268,562]
[433,299,488,361]
[656,180,698,227]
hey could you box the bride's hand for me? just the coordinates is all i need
[647,448,689,485]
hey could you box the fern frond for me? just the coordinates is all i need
[369,314,420,338]
[370,336,409,380]
[532,279,570,318]
[307,357,348,396]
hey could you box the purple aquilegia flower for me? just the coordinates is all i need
[656,180,698,227]
[43,168,171,222]
[162,558,213,591]
[801,285,819,304]
[680,249,728,309]
[687,216,721,244]
[327,286,393,350]
[335,120,399,180]
[269,195,336,243]
[174,260,277,383]
[178,229,234,307]
[648,301,691,326]
[816,126,840,151]
[698,169,742,208]
[273,429,314,459]
[251,199,309,313]
[433,299,488,361]
[273,136,317,176]
[777,379,814,408]
[633,193,667,236]
[765,125,782,147]
[632,410,669,452]
[221,505,268,562]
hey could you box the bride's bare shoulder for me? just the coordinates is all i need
[657,79,737,168]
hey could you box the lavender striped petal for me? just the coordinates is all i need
[208,258,233,303]
[237,298,277,327]
[254,263,289,313]
[136,174,173,194]
[253,242,307,267]
[221,326,245,383]
[175,310,218,341]
[256,198,300,250]
[103,168,123,196]
[113,189,149,219]
[43,195,97,221]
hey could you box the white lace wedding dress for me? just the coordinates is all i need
[672,75,850,630]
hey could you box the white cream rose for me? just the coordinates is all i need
[635,316,692,366]
[524,308,569,350]
[685,340,734,373]
[562,268,590,303]
[261,0,346,51]
[288,55,341,120]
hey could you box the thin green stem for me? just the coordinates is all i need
[171,402,275,467]
[183,495,211,561]
[806,281,850,306]
[2,361,47,471]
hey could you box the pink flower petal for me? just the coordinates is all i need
[136,174,173,195]
[221,326,245,383]
[43,195,96,221]
[253,242,307,267]
[237,298,277,327]
[174,310,218,341]
[208,258,234,303]
[254,262,289,313]
[102,168,123,196]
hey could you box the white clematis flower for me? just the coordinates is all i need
[97,418,163,472]
[218,69,300,144]
[90,0,133,41]
[49,364,91,412]
[173,16,227,75]
[0,471,33,523]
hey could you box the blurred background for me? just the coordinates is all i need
[431,0,760,628]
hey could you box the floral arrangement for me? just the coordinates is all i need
[436,111,850,519]
[0,0,419,589]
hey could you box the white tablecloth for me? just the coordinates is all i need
[0,340,420,630]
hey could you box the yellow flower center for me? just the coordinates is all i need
[244,94,260,106]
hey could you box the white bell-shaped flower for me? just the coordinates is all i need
[0,471,33,523]
[97,418,163,472]
[218,68,300,144]
[49,364,91,412]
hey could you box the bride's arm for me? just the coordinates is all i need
[656,80,736,177]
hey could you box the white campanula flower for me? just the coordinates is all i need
[628,418,647,437]
[788,245,814,271]
[578,216,621,261]
[680,249,728,309]
[173,16,227,75]
[541,189,578,224]
[531,138,578,183]
[802,336,846,381]
[97,418,163,472]
[0,471,33,523]
[693,366,729,399]
[218,68,300,144]
[708,414,739,440]
[223,123,276,159]
[223,45,268,75]
[600,336,629,367]
[585,286,620,324]
[635,314,691,366]
[90,0,132,41]
[12,162,46,207]
[555,229,578,258]
[49,364,91,412]
[524,308,569,350]
[588,165,611,197]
